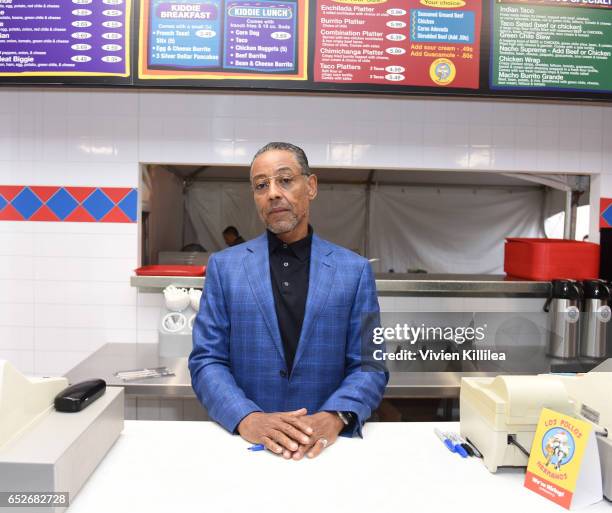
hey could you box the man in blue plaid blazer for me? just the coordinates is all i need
[189,142,388,460]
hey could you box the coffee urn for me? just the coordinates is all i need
[543,280,582,359]
[580,279,612,359]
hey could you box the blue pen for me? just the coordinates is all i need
[446,432,469,458]
[248,444,265,451]
[434,428,456,454]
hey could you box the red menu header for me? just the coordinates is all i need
[314,0,481,89]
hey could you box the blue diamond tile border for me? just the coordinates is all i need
[0,186,137,223]
[12,187,42,220]
[82,189,115,221]
[47,188,78,220]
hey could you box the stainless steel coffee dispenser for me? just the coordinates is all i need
[580,279,612,359]
[543,280,582,359]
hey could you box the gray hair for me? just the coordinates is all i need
[250,142,311,175]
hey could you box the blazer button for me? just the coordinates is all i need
[279,370,287,378]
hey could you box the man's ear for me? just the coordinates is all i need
[307,175,318,200]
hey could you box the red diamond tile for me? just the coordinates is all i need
[0,186,25,202]
[601,199,612,228]
[30,186,60,203]
[65,187,96,204]
[0,204,24,220]
[29,205,60,222]
[101,206,131,223]
[64,205,96,222]
[102,187,130,204]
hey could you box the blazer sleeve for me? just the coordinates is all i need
[188,253,262,433]
[318,260,389,437]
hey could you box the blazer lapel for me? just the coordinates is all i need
[293,235,335,370]
[243,233,285,363]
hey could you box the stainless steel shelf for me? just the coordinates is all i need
[64,343,488,400]
[131,273,551,298]
[131,275,205,291]
[68,344,598,402]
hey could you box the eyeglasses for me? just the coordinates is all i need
[251,173,309,194]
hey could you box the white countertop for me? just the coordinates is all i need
[68,421,610,513]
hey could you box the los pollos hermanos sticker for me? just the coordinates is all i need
[524,408,603,510]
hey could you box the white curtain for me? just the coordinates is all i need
[184,182,366,254]
[368,186,545,274]
[184,180,545,273]
[309,184,366,255]
[184,182,261,252]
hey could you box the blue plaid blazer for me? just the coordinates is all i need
[188,232,388,436]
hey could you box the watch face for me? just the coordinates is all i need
[338,411,355,426]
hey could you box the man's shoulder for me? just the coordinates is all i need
[209,234,265,265]
[213,243,247,259]
[315,235,369,270]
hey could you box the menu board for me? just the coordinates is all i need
[0,0,131,77]
[0,0,611,101]
[313,0,482,89]
[491,0,612,93]
[138,0,308,80]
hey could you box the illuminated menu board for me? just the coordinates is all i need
[0,0,131,77]
[138,0,308,80]
[0,0,611,101]
[313,0,482,89]
[491,0,612,93]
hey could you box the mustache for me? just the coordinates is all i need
[265,203,293,214]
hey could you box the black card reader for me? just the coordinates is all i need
[54,379,106,412]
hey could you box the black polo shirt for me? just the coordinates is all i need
[267,226,313,373]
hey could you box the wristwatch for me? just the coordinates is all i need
[337,411,355,427]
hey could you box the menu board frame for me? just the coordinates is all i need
[489,0,612,97]
[138,0,309,81]
[130,0,612,101]
[0,0,610,102]
[131,0,492,95]
[0,0,135,86]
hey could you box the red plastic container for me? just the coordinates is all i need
[504,238,599,281]
[134,265,206,277]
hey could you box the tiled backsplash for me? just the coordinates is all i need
[0,186,137,222]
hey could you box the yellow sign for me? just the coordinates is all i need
[429,58,456,86]
[524,408,602,509]
[420,0,466,8]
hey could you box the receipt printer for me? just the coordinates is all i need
[460,370,612,500]
[460,375,572,473]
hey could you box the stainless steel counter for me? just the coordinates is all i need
[64,343,491,400]
[131,273,550,297]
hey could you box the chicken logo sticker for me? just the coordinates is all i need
[542,428,575,471]
[429,58,456,86]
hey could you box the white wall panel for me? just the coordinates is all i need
[0,87,609,376]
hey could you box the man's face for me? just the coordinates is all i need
[250,149,317,235]
[223,233,235,245]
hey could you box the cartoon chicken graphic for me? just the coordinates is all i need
[544,431,571,471]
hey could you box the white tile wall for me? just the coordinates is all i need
[0,87,610,376]
[0,326,34,350]
[0,219,138,375]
